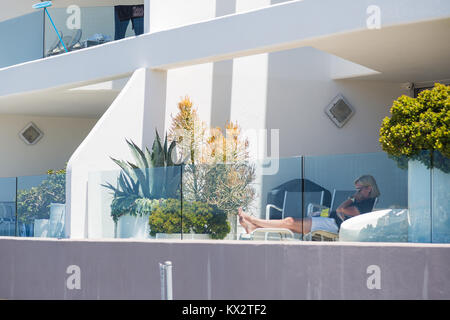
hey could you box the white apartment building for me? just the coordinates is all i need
[0,0,450,300]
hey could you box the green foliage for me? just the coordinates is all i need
[379,83,450,172]
[103,130,181,222]
[192,162,256,217]
[148,198,230,239]
[16,169,66,224]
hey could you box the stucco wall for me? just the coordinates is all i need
[66,68,167,238]
[156,0,408,159]
[0,115,97,178]
[0,238,449,300]
[64,0,411,237]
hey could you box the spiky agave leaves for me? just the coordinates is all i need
[103,129,182,221]
[151,129,177,167]
[103,139,150,199]
[150,130,180,199]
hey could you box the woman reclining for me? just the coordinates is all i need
[238,175,380,235]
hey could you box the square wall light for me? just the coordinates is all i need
[19,122,44,145]
[325,95,355,128]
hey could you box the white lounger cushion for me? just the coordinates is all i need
[339,209,408,242]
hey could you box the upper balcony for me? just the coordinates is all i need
[1,0,449,101]
[0,1,144,69]
[0,1,144,118]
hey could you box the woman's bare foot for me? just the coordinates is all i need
[238,208,257,233]
[238,208,252,222]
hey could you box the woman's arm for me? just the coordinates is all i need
[336,197,361,217]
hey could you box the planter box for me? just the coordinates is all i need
[33,203,65,238]
[117,214,150,239]
[407,160,432,243]
[155,233,211,240]
[431,164,450,243]
[408,159,450,243]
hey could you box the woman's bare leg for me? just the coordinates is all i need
[238,208,312,234]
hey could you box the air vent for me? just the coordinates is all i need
[325,95,355,128]
[19,122,43,145]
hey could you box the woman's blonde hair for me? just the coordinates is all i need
[354,175,380,198]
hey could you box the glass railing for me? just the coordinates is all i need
[2,152,448,243]
[88,166,182,239]
[0,4,144,68]
[88,157,303,240]
[44,6,143,57]
[304,152,408,242]
[88,152,450,243]
[0,11,44,68]
[0,172,66,238]
[0,177,16,236]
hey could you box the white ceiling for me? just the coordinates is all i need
[0,78,128,118]
[312,19,450,83]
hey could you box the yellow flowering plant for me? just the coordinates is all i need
[169,96,256,235]
[379,83,449,172]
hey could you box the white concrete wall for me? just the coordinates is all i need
[155,0,408,159]
[66,68,167,238]
[0,115,97,177]
[152,0,408,218]
[1,238,450,300]
[3,0,449,97]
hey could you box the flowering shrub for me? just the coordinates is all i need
[168,96,256,217]
[379,83,449,172]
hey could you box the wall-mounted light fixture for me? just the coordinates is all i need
[324,94,355,128]
[19,122,44,145]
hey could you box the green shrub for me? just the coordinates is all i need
[17,168,66,224]
[379,83,450,172]
[148,198,230,239]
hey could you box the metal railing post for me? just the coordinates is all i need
[159,261,173,300]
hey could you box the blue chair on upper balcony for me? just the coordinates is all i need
[46,29,83,56]
[67,29,82,51]
[46,31,64,56]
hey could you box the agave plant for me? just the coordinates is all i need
[103,129,181,222]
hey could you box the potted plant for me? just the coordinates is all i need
[148,198,230,240]
[168,97,256,238]
[379,83,449,242]
[103,130,181,238]
[17,167,66,237]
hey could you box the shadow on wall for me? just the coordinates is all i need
[189,1,409,218]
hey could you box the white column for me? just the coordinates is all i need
[66,68,167,238]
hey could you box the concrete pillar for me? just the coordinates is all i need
[66,68,167,238]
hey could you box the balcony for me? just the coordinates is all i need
[0,3,144,69]
[2,151,448,244]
